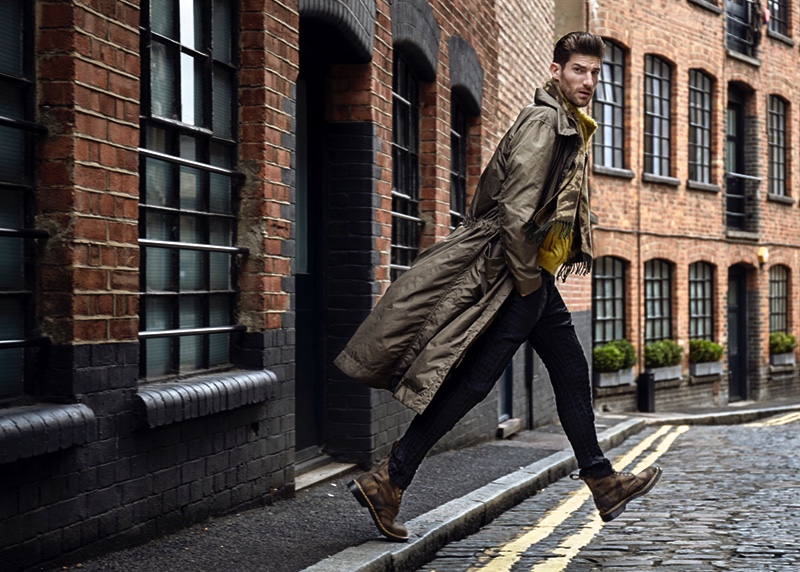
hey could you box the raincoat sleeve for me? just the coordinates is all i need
[497,112,558,296]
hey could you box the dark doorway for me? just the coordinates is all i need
[727,265,748,401]
[295,48,328,462]
[498,363,513,423]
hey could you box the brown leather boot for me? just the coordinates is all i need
[573,465,662,522]
[348,444,409,542]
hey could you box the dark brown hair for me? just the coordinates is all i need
[552,32,606,67]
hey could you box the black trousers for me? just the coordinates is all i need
[389,274,613,490]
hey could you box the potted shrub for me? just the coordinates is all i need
[644,339,683,381]
[689,339,725,376]
[769,331,797,366]
[593,339,636,387]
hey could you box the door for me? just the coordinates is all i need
[295,54,327,461]
[727,266,748,401]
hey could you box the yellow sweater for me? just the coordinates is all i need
[537,103,596,275]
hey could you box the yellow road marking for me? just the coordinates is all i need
[745,411,800,427]
[470,425,675,572]
[528,425,689,572]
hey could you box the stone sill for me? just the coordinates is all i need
[593,165,636,180]
[689,373,722,386]
[767,193,795,206]
[687,0,722,15]
[687,180,720,193]
[726,49,761,67]
[134,369,278,429]
[767,29,795,47]
[642,173,680,187]
[0,403,96,464]
[725,229,760,242]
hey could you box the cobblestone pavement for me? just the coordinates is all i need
[418,413,800,571]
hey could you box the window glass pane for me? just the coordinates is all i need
[209,252,230,290]
[0,1,22,77]
[179,165,202,210]
[209,173,232,213]
[213,66,233,139]
[179,0,197,49]
[145,297,171,330]
[212,0,233,64]
[0,86,24,119]
[179,250,203,290]
[151,42,176,118]
[145,247,173,291]
[0,348,23,398]
[146,338,171,377]
[180,53,203,125]
[0,126,25,183]
[208,333,229,366]
[144,157,173,206]
[151,0,175,39]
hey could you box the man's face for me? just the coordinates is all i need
[549,53,602,108]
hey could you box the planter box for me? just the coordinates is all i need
[770,352,796,366]
[690,361,724,377]
[646,364,682,381]
[594,367,635,387]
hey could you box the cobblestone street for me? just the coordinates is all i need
[419,413,800,571]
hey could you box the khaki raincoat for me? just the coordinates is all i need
[334,85,590,414]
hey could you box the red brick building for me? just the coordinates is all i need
[561,0,800,410]
[0,0,558,568]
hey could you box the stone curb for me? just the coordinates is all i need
[302,403,800,572]
[301,418,644,572]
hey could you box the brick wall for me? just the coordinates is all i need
[588,0,800,409]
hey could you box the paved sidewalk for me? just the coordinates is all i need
[47,398,800,572]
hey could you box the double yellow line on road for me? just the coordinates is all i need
[745,411,800,427]
[470,425,689,572]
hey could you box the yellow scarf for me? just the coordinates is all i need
[536,96,596,275]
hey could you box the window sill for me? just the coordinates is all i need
[725,229,759,242]
[642,173,680,187]
[687,180,720,193]
[767,29,795,47]
[687,0,722,15]
[593,164,635,179]
[767,193,795,206]
[0,403,96,464]
[134,369,278,428]
[726,49,761,67]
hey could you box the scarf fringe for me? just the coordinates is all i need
[527,220,574,245]
[556,253,593,282]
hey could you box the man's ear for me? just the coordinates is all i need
[549,62,561,81]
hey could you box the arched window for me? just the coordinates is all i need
[593,41,625,170]
[689,262,714,340]
[768,96,788,197]
[592,257,626,346]
[644,259,673,343]
[644,56,672,177]
[769,265,790,333]
[688,70,713,185]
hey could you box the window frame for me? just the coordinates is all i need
[592,256,626,347]
[768,0,789,37]
[689,262,715,341]
[390,53,421,282]
[767,95,788,197]
[643,55,672,177]
[688,70,713,185]
[0,0,49,399]
[138,0,244,380]
[449,98,467,229]
[644,259,673,343]
[593,41,625,170]
[769,265,789,334]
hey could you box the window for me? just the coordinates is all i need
[689,262,714,340]
[644,259,673,343]
[769,265,789,333]
[391,54,421,281]
[726,0,758,56]
[768,95,787,196]
[0,0,47,398]
[449,100,467,229]
[688,71,713,185]
[644,56,671,177]
[768,0,789,36]
[139,0,241,378]
[593,41,625,170]
[592,257,626,346]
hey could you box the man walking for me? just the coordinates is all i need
[335,32,661,542]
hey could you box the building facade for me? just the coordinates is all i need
[569,0,800,410]
[0,0,559,569]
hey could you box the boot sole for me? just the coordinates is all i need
[600,465,663,522]
[348,479,409,542]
